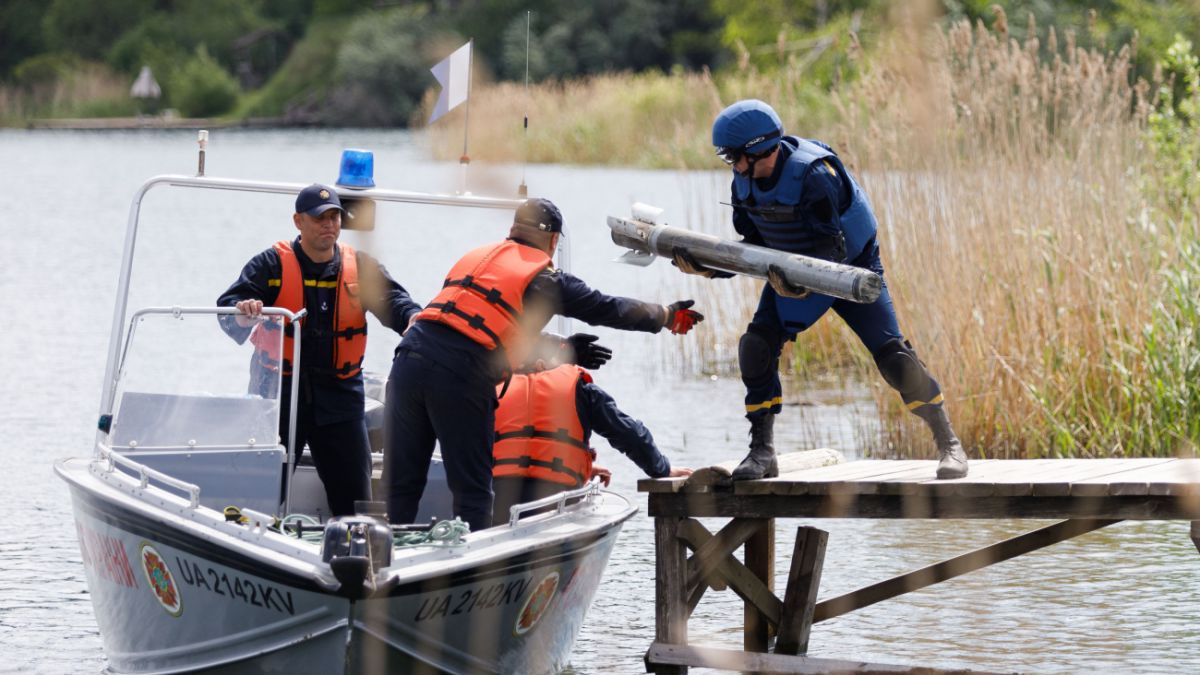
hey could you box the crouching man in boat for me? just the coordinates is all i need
[491,346,693,526]
[386,197,704,532]
[217,183,422,517]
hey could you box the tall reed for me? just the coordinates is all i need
[828,12,1173,458]
[0,62,129,122]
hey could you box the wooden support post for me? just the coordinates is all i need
[775,526,828,655]
[1191,521,1200,555]
[651,516,689,675]
[743,518,774,652]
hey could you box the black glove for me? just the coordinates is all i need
[665,300,704,335]
[767,265,811,299]
[565,333,613,370]
[671,247,735,279]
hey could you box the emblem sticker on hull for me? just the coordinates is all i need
[514,571,559,636]
[139,543,182,617]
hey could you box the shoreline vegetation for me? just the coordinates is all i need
[436,11,1200,461]
[4,3,1198,460]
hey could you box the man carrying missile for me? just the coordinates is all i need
[386,197,705,531]
[674,99,967,480]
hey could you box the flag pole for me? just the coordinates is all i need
[519,12,530,197]
[459,38,473,194]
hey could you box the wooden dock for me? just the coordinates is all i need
[637,456,1200,673]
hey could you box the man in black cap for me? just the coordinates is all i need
[218,183,422,517]
[385,197,704,531]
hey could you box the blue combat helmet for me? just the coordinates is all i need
[712,99,784,164]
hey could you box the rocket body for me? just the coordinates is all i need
[607,211,882,304]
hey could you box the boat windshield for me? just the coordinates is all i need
[107,308,286,452]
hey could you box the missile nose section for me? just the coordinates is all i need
[853,272,883,304]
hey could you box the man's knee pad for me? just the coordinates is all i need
[872,338,940,403]
[739,329,776,384]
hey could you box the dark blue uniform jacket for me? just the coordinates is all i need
[577,379,670,478]
[217,236,420,425]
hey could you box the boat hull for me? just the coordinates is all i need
[59,458,631,674]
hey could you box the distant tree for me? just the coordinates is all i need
[106,0,272,75]
[326,7,449,126]
[42,0,151,61]
[259,0,317,39]
[445,0,723,81]
[0,0,49,79]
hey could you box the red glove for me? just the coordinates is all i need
[665,300,703,335]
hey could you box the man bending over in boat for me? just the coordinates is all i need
[386,197,704,531]
[217,183,422,517]
[491,344,692,526]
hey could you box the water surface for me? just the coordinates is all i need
[1,129,1197,673]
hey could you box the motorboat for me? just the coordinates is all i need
[55,145,637,674]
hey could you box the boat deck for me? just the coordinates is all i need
[637,457,1200,673]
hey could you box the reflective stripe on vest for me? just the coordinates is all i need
[733,136,878,261]
[247,240,367,379]
[492,365,595,488]
[415,240,550,365]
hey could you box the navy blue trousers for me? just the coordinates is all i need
[384,350,497,531]
[280,411,372,518]
[744,243,903,418]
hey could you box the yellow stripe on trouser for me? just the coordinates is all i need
[745,396,783,413]
[906,393,945,411]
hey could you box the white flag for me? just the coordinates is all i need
[428,41,471,124]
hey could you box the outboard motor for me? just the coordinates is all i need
[321,510,392,599]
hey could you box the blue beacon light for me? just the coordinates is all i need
[337,148,375,188]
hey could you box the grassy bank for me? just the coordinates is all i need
[433,12,1199,459]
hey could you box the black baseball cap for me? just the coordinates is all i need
[295,183,345,217]
[514,198,564,234]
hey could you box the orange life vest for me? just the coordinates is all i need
[493,365,595,488]
[248,240,367,379]
[415,240,550,368]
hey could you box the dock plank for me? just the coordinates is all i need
[1027,459,1177,497]
[1073,459,1200,496]
[740,461,932,496]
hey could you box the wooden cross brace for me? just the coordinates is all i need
[674,517,828,655]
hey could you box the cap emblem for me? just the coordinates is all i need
[319,189,330,199]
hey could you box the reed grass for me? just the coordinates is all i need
[0,62,130,123]
[431,9,1198,458]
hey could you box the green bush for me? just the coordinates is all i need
[1148,35,1200,212]
[169,46,240,118]
[11,52,79,88]
[74,95,139,118]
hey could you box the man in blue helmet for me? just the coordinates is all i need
[675,99,967,480]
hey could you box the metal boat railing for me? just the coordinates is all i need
[95,445,202,509]
[507,478,602,527]
[113,305,307,517]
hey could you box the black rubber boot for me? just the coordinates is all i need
[914,405,968,479]
[732,414,779,481]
